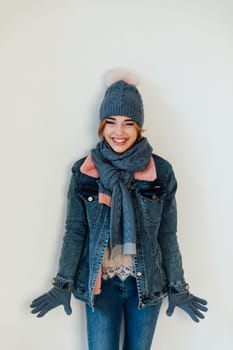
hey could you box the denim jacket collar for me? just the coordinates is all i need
[80,154,157,181]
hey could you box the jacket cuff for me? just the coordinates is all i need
[167,281,189,295]
[51,275,73,290]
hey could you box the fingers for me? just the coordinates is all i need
[166,304,175,316]
[30,293,48,306]
[30,293,58,318]
[166,293,208,322]
[31,301,49,314]
[31,301,58,318]
[192,301,208,312]
[182,303,207,322]
[64,303,72,315]
[181,305,200,322]
[36,305,53,318]
[193,296,208,305]
[189,304,205,320]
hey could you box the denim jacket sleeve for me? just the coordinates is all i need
[54,164,88,288]
[158,164,188,294]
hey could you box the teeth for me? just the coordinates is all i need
[113,138,127,144]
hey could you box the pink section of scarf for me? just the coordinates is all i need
[99,192,111,206]
[80,154,157,181]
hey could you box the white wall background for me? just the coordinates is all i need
[1,0,233,349]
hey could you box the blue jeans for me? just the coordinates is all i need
[86,277,162,350]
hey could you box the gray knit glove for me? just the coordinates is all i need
[30,287,72,317]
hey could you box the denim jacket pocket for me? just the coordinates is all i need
[140,185,166,200]
[138,186,166,224]
[78,186,98,202]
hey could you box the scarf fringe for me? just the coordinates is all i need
[110,243,136,260]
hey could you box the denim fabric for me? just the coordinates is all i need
[55,154,187,309]
[86,277,162,350]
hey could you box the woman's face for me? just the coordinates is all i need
[102,116,138,153]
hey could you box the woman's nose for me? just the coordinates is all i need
[114,123,124,134]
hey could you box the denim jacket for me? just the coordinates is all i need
[53,153,188,309]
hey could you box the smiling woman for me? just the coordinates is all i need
[30,69,208,350]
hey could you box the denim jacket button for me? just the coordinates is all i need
[136,272,142,277]
[87,196,94,202]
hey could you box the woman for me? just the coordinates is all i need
[30,71,208,350]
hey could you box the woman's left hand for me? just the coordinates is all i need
[166,293,208,322]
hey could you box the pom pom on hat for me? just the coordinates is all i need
[100,68,144,127]
[104,68,139,87]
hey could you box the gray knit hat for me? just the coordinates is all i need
[99,73,144,127]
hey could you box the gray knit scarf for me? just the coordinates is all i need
[91,138,153,259]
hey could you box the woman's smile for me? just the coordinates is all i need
[112,137,128,145]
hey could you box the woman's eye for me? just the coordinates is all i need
[105,119,135,126]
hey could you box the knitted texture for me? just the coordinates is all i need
[91,138,153,259]
[99,80,144,127]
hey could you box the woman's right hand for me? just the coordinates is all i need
[30,287,72,317]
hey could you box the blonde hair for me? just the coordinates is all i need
[98,119,144,140]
